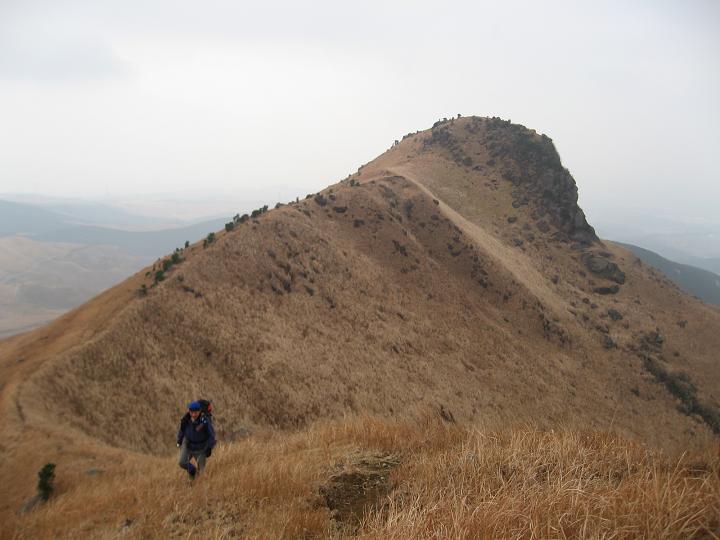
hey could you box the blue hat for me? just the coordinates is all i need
[188,401,202,411]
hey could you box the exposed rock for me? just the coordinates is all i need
[602,335,617,349]
[582,253,626,284]
[483,120,598,244]
[607,309,623,321]
[647,330,664,346]
[593,285,620,295]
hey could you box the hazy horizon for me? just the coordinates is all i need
[1,0,719,229]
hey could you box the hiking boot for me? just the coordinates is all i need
[188,465,197,480]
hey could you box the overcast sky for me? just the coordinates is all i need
[1,0,718,228]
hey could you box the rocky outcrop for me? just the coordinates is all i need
[582,253,626,284]
[420,117,598,244]
[484,118,598,244]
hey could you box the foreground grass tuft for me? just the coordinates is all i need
[12,416,720,539]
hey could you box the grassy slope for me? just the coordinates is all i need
[8,416,720,539]
[1,117,719,537]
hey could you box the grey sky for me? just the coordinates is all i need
[1,0,718,228]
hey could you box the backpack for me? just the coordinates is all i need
[197,399,213,417]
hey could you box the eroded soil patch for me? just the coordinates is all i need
[319,452,401,530]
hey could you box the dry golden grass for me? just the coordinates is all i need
[7,415,719,539]
[2,116,720,537]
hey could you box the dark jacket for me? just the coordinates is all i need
[177,414,216,451]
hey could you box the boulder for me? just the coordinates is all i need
[602,335,617,349]
[582,253,626,284]
[593,285,620,295]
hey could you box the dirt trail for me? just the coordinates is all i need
[389,164,572,321]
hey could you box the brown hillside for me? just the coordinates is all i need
[1,116,719,530]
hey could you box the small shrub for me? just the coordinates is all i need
[184,240,190,249]
[161,259,172,272]
[642,356,720,433]
[138,284,148,297]
[695,403,720,433]
[37,463,55,501]
[225,222,235,232]
[171,252,181,265]
[154,270,165,283]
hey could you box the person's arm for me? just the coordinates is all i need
[177,414,189,446]
[206,417,216,449]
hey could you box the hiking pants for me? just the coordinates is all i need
[178,439,207,474]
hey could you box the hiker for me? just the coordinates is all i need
[177,400,216,479]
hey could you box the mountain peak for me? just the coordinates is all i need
[382,116,598,245]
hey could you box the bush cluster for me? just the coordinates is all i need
[155,248,184,281]
[141,246,186,293]
[251,205,269,219]
[203,232,216,248]
[643,356,720,433]
[37,463,55,501]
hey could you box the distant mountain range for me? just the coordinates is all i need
[639,243,720,275]
[0,199,227,256]
[593,214,720,275]
[32,220,228,256]
[0,199,231,337]
[617,242,720,306]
